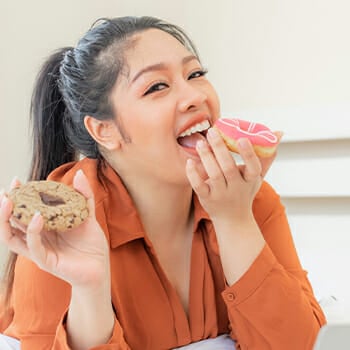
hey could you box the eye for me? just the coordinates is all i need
[188,69,208,80]
[144,82,168,95]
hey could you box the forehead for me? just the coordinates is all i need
[125,29,194,71]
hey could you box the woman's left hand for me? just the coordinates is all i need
[186,127,281,223]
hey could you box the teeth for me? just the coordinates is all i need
[179,120,210,137]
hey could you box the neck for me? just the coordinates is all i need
[122,177,194,241]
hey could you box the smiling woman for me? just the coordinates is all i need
[0,16,325,350]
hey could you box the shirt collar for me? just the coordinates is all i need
[49,158,211,249]
[98,160,211,249]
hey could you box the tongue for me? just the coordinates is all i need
[177,133,206,148]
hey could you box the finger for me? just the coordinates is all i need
[237,138,262,182]
[9,226,27,240]
[9,216,27,233]
[9,176,21,190]
[0,190,5,210]
[274,131,284,143]
[258,131,282,178]
[0,196,14,239]
[186,159,210,197]
[73,169,95,218]
[260,152,277,178]
[196,140,226,188]
[206,128,239,181]
[0,196,28,256]
[26,212,47,267]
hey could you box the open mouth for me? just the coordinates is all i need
[177,120,211,148]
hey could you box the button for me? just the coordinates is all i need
[227,293,235,301]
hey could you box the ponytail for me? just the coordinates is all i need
[1,48,78,316]
[29,47,77,181]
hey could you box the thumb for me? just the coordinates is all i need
[260,153,277,178]
[73,170,95,218]
[26,212,47,268]
[259,131,283,178]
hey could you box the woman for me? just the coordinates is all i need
[0,16,325,350]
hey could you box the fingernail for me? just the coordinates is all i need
[27,211,42,231]
[207,128,219,139]
[10,176,19,188]
[186,159,195,167]
[1,195,8,207]
[196,140,206,149]
[75,169,84,178]
[31,211,41,223]
[238,138,249,149]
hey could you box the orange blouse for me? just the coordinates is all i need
[1,158,326,350]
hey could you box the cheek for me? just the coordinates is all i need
[209,89,221,120]
[128,102,173,134]
[116,103,151,138]
[120,111,167,148]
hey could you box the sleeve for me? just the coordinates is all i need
[221,181,326,350]
[3,257,131,350]
[53,312,130,350]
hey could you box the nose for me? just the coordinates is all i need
[177,80,207,112]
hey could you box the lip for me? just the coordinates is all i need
[176,113,211,138]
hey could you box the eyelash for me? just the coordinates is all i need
[189,68,208,79]
[144,69,209,96]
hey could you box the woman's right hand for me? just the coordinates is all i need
[0,170,110,290]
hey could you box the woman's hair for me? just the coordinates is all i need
[29,16,200,180]
[1,16,199,312]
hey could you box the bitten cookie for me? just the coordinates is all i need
[8,180,89,232]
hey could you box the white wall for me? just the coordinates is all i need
[1,0,350,319]
[182,0,350,112]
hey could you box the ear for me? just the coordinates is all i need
[84,116,122,151]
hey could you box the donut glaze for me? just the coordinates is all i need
[213,118,279,157]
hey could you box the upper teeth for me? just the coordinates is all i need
[179,120,210,137]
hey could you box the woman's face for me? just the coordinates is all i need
[110,29,220,185]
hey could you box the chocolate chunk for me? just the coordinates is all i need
[39,192,65,206]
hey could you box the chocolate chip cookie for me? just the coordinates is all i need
[8,180,89,231]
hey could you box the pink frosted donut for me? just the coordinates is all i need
[213,118,279,157]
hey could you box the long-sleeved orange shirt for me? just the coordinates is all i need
[1,158,326,350]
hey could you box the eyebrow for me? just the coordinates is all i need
[130,55,198,84]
